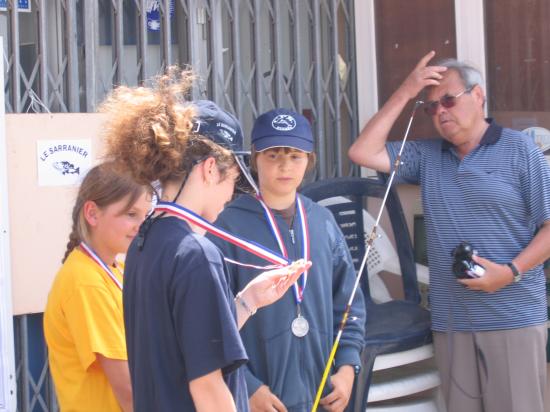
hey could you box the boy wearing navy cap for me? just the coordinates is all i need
[211,108,366,412]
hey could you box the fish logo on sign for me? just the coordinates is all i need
[53,161,80,175]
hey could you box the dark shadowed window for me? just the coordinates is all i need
[485,0,550,156]
[375,0,457,140]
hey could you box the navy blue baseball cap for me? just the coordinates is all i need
[192,100,258,193]
[251,108,314,152]
[192,100,248,155]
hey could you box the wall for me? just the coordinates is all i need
[3,111,426,315]
[5,113,106,315]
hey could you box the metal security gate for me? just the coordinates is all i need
[2,1,359,410]
[13,315,58,412]
[2,0,358,177]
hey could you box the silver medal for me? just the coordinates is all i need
[291,315,309,337]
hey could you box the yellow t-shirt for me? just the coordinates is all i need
[44,248,126,412]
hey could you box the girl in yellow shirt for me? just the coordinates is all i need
[44,162,151,412]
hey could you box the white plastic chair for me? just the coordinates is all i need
[318,196,442,411]
[320,197,429,303]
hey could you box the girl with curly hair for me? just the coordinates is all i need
[44,162,152,412]
[101,71,310,411]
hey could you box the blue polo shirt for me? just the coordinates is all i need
[124,217,249,411]
[387,120,550,331]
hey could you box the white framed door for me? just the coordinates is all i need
[0,37,17,412]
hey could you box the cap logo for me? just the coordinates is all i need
[272,114,296,131]
[218,129,234,142]
[217,121,236,135]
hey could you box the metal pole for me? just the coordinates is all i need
[330,0,342,177]
[292,0,304,111]
[210,0,224,105]
[37,0,49,111]
[188,0,205,99]
[273,0,284,107]
[253,0,263,114]
[9,0,21,113]
[113,0,124,86]
[232,0,243,120]
[137,0,148,83]
[347,0,359,177]
[20,317,29,411]
[65,0,80,111]
[84,0,98,111]
[161,0,173,67]
[312,1,326,178]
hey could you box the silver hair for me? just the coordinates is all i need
[435,58,483,89]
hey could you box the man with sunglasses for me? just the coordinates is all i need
[349,51,550,412]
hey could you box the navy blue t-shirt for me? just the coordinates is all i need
[124,216,249,411]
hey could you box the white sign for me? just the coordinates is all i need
[36,140,92,186]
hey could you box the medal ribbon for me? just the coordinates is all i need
[79,242,123,290]
[256,195,310,303]
[223,257,281,270]
[155,201,290,267]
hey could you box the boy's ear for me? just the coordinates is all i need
[306,152,317,173]
[83,200,99,227]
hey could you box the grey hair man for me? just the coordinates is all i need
[349,51,550,412]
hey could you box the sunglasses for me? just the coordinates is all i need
[423,86,475,116]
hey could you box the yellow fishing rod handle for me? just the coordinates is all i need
[311,332,342,412]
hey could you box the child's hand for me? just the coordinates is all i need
[319,365,355,412]
[249,385,287,412]
[241,259,312,311]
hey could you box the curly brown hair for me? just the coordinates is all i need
[100,68,235,186]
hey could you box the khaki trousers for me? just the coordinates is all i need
[433,324,547,412]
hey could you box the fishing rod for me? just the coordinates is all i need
[311,99,424,412]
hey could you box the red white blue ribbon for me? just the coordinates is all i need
[79,242,123,290]
[256,195,310,303]
[223,257,281,270]
[155,201,290,267]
